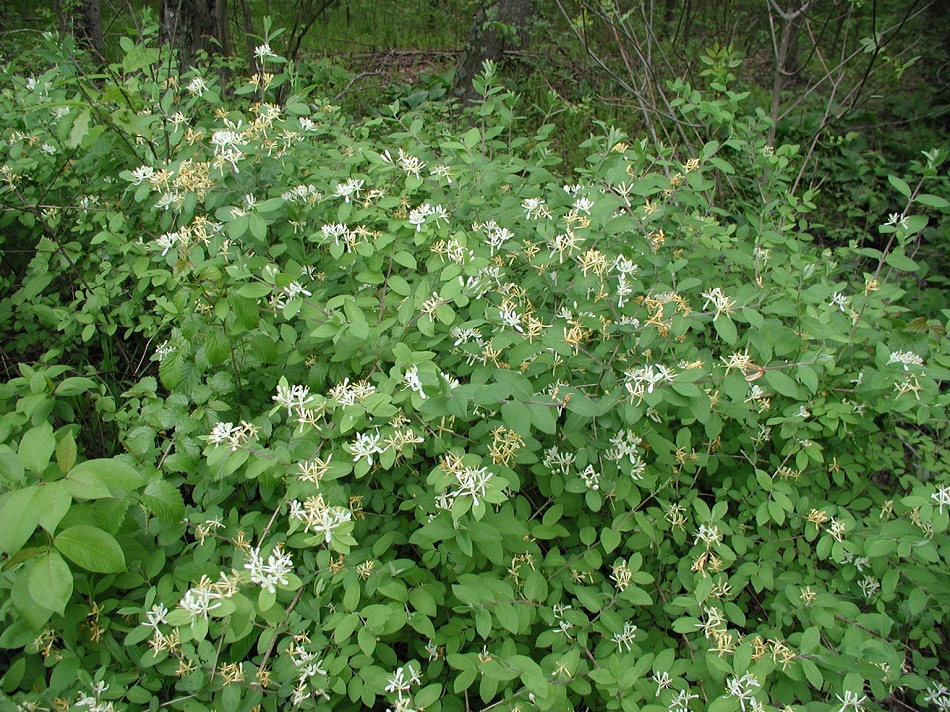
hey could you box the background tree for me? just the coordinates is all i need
[452,0,534,104]
[161,0,227,69]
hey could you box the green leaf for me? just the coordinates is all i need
[463,127,481,149]
[34,481,71,534]
[713,316,737,345]
[54,525,126,573]
[204,329,230,365]
[915,193,949,208]
[763,369,801,398]
[158,347,184,389]
[141,477,185,523]
[55,377,97,396]
[67,458,145,499]
[0,487,41,554]
[887,175,911,198]
[56,431,77,474]
[800,626,820,654]
[601,528,621,553]
[18,422,56,474]
[28,551,72,615]
[66,109,91,148]
[802,658,823,689]
[884,252,919,272]
[237,283,273,298]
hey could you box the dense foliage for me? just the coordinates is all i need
[1,28,949,712]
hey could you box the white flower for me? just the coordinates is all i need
[835,689,868,712]
[383,148,426,177]
[573,196,595,214]
[273,383,314,416]
[143,603,169,631]
[724,672,760,711]
[668,688,699,712]
[349,431,384,465]
[130,165,155,185]
[543,446,575,476]
[701,287,736,320]
[409,203,433,231]
[623,364,676,403]
[885,212,909,229]
[254,43,275,60]
[210,129,242,152]
[613,255,638,275]
[580,464,600,490]
[283,281,312,299]
[430,164,453,183]
[652,671,673,696]
[333,178,364,202]
[154,231,180,257]
[829,291,850,312]
[187,75,209,96]
[694,524,722,548]
[617,274,633,308]
[177,587,222,623]
[612,621,638,651]
[385,665,421,700]
[888,350,924,370]
[857,575,880,601]
[321,223,348,246]
[932,485,950,514]
[309,507,353,543]
[924,682,950,711]
[522,197,550,220]
[402,365,427,399]
[481,220,515,255]
[244,544,294,593]
[154,339,174,361]
[429,204,450,227]
[40,143,57,155]
[498,304,523,332]
[453,465,493,506]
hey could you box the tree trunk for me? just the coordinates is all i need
[76,0,105,61]
[240,0,258,74]
[162,0,218,70]
[451,0,534,105]
[215,0,232,56]
[768,0,811,145]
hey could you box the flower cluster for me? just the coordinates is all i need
[725,672,762,711]
[385,664,422,710]
[701,287,736,320]
[244,543,294,593]
[888,350,924,370]
[272,382,314,417]
[289,495,353,543]
[207,420,260,451]
[623,363,676,403]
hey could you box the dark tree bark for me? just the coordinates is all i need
[239,0,257,73]
[451,0,534,105]
[161,0,218,70]
[215,0,231,57]
[74,0,105,61]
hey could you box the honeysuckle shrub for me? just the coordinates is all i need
[1,31,949,712]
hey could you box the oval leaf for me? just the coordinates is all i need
[29,551,73,615]
[54,525,126,573]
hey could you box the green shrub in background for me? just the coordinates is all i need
[0,30,949,712]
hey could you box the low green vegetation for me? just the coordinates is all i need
[0,18,948,712]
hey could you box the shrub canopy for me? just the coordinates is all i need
[0,33,949,712]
